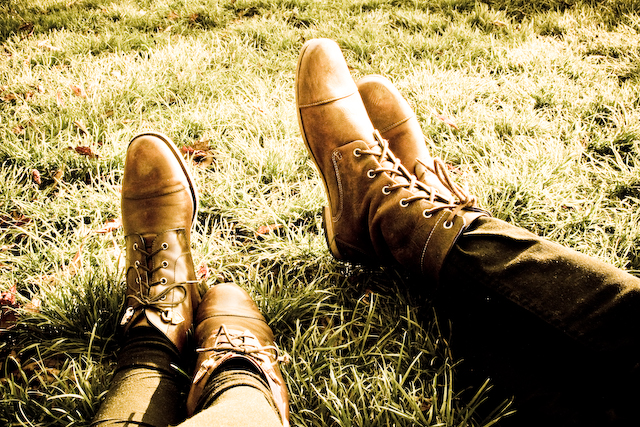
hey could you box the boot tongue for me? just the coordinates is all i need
[142,234,158,270]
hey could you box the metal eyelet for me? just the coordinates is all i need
[353,148,362,157]
[159,294,167,301]
[135,277,140,284]
[443,220,453,229]
[162,261,169,268]
[367,170,376,179]
[134,260,140,267]
[382,185,391,195]
[423,211,432,218]
[161,310,172,322]
[133,243,138,250]
[161,277,168,284]
[161,242,169,250]
[399,198,409,207]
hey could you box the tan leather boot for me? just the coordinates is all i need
[296,39,488,282]
[120,132,201,355]
[357,74,489,224]
[186,283,289,426]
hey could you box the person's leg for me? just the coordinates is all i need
[296,41,640,426]
[182,282,288,427]
[93,132,201,426]
[356,75,640,424]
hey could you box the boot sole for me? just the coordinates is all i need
[129,131,199,226]
[295,40,343,260]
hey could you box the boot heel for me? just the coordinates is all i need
[322,205,343,260]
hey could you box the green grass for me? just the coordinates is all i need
[1,0,639,425]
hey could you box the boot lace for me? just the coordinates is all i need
[197,324,290,364]
[121,241,197,326]
[355,130,480,225]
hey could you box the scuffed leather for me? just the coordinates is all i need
[187,283,290,426]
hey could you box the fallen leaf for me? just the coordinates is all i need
[12,124,24,135]
[32,169,41,185]
[53,168,64,183]
[0,213,31,229]
[168,10,179,20]
[2,92,17,102]
[197,262,209,281]
[24,296,41,314]
[93,217,122,233]
[70,84,86,98]
[72,146,98,158]
[434,112,459,130]
[256,224,282,235]
[0,284,17,307]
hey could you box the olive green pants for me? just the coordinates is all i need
[94,217,640,426]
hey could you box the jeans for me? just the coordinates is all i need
[438,217,640,426]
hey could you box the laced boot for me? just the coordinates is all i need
[356,74,489,225]
[186,283,289,426]
[120,132,201,355]
[296,38,488,282]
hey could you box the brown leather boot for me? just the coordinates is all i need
[186,283,289,426]
[296,39,488,282]
[357,74,489,223]
[120,132,201,355]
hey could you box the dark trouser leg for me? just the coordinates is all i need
[438,217,640,426]
[92,328,188,427]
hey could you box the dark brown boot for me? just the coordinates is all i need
[356,74,489,223]
[186,283,289,426]
[120,132,201,355]
[296,39,487,282]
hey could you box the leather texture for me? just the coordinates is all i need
[120,132,201,355]
[187,283,289,427]
[296,39,485,282]
[357,74,489,226]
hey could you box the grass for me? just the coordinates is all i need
[0,0,639,425]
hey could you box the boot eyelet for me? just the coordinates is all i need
[135,277,140,284]
[161,242,169,250]
[162,261,169,268]
[353,148,362,157]
[161,277,168,284]
[399,199,409,207]
[443,220,454,229]
[367,170,376,179]
[160,294,167,301]
[423,211,432,218]
[382,185,391,195]
[133,243,138,250]
[134,260,140,267]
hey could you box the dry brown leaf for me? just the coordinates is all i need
[434,112,459,130]
[256,224,282,235]
[70,84,86,98]
[197,262,210,281]
[93,217,122,234]
[73,146,99,158]
[32,169,41,185]
[56,90,64,107]
[53,168,64,183]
